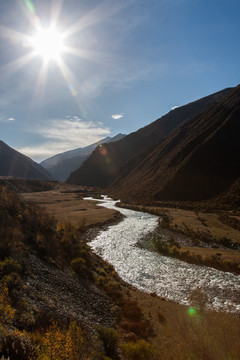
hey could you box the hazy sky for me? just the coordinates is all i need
[0,0,239,162]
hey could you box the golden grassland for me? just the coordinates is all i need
[21,186,120,228]
[128,287,240,360]
[168,208,240,242]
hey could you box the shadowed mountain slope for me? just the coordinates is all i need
[41,133,126,181]
[108,85,240,204]
[67,88,232,187]
[0,141,50,180]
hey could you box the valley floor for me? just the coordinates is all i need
[21,184,122,228]
[18,183,240,359]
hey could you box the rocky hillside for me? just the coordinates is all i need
[67,88,232,187]
[0,140,50,180]
[109,85,240,204]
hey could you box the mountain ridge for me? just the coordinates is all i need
[0,140,50,180]
[108,85,240,203]
[67,87,232,187]
[41,133,126,181]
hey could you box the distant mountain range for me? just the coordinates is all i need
[41,133,126,181]
[108,85,240,203]
[67,87,232,191]
[0,141,50,180]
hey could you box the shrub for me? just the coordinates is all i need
[121,339,156,360]
[104,281,121,298]
[70,257,86,275]
[96,267,107,277]
[122,332,138,343]
[120,319,152,339]
[2,272,22,291]
[157,312,166,323]
[0,284,15,324]
[0,258,22,278]
[39,321,70,360]
[95,275,107,287]
[122,300,142,322]
[97,326,119,359]
[0,330,38,360]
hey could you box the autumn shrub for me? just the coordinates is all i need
[38,320,69,360]
[0,187,61,260]
[95,275,107,287]
[120,319,152,339]
[0,284,15,324]
[96,267,107,277]
[78,248,88,261]
[104,281,121,299]
[1,272,22,291]
[0,330,38,360]
[71,257,86,274]
[31,307,57,330]
[157,311,166,323]
[105,262,115,273]
[121,339,156,360]
[0,258,22,278]
[97,325,119,359]
[38,320,93,360]
[95,275,122,300]
[120,299,153,339]
[122,300,142,322]
[122,332,138,343]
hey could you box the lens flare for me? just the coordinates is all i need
[187,307,197,316]
[24,0,35,14]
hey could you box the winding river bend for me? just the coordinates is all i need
[87,197,240,313]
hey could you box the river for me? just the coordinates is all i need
[86,196,240,312]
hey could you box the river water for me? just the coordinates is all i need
[86,196,240,312]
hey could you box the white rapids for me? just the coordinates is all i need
[86,196,240,312]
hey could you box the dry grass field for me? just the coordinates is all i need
[128,287,240,359]
[180,246,240,263]
[135,206,240,243]
[169,209,240,243]
[21,184,120,228]
[162,208,240,265]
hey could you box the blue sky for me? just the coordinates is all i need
[0,0,239,162]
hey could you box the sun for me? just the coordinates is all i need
[1,0,125,100]
[29,27,65,62]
